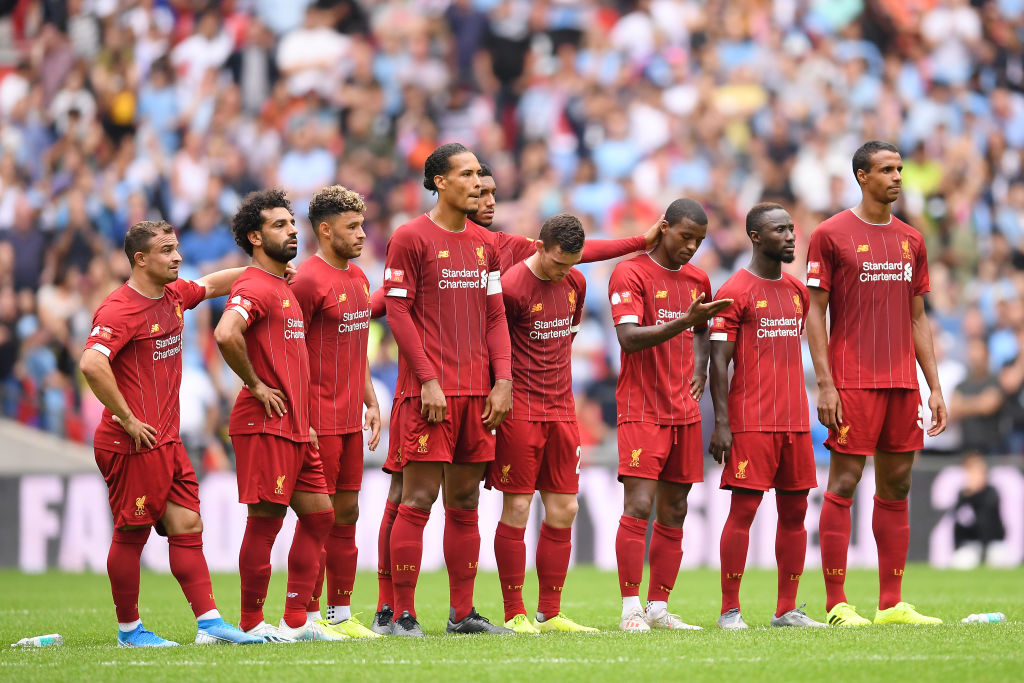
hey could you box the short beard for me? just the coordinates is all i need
[264,241,297,264]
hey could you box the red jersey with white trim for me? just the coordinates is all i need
[225,267,311,441]
[710,269,810,432]
[608,253,712,425]
[383,214,504,398]
[291,255,370,435]
[502,262,586,422]
[85,278,206,454]
[806,210,929,389]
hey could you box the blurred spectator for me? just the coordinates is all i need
[951,337,1006,456]
[950,453,1006,569]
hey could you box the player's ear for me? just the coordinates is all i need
[318,221,330,240]
[248,229,262,250]
[534,239,544,256]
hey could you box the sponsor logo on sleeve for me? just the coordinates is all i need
[387,269,404,283]
[91,325,114,340]
[230,295,253,311]
[807,261,820,275]
[620,291,632,303]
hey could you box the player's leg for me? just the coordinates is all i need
[373,472,403,633]
[618,475,656,631]
[239,499,288,638]
[495,492,534,631]
[770,490,824,627]
[391,460,443,635]
[534,490,596,632]
[281,485,335,637]
[645,480,700,630]
[718,488,761,628]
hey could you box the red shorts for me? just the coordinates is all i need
[383,398,406,474]
[617,422,703,484]
[400,395,495,465]
[318,432,364,494]
[825,388,924,456]
[95,441,200,529]
[232,434,329,505]
[487,419,581,494]
[720,431,817,492]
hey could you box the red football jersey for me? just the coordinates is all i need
[483,229,646,273]
[502,262,586,422]
[291,254,370,435]
[806,210,929,389]
[225,267,311,441]
[608,253,712,425]
[85,278,206,454]
[710,269,810,432]
[383,214,507,398]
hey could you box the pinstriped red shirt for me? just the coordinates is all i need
[806,210,929,390]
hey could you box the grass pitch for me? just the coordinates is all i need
[1,565,1021,682]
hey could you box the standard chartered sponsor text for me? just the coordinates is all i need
[285,318,305,340]
[531,316,573,340]
[439,268,486,289]
[152,333,183,360]
[339,308,370,334]
[757,316,799,338]
[860,260,912,283]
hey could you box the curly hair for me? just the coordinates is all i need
[423,142,471,192]
[308,185,366,229]
[231,188,292,256]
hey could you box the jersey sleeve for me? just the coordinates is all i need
[85,305,130,359]
[608,263,644,325]
[806,228,832,291]
[167,277,207,311]
[796,280,810,330]
[289,267,321,327]
[913,234,930,296]
[383,228,420,300]
[496,231,536,267]
[570,271,586,333]
[226,284,266,327]
[580,235,645,263]
[710,283,742,342]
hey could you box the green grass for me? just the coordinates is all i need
[1,566,1022,682]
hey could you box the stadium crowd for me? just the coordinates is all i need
[1,0,1023,470]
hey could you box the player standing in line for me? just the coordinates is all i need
[81,220,262,647]
[214,189,341,642]
[487,213,599,634]
[371,161,663,632]
[708,203,825,629]
[382,143,514,636]
[807,141,947,626]
[290,186,382,639]
[608,198,731,632]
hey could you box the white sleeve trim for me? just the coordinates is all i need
[227,305,250,322]
[615,314,640,325]
[807,278,820,288]
[90,343,112,357]
[486,270,501,295]
[569,324,581,334]
[386,288,409,298]
[709,332,729,341]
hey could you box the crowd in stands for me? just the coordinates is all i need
[1,0,1023,472]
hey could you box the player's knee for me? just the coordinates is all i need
[446,486,480,510]
[387,476,404,504]
[623,495,654,520]
[545,499,578,527]
[403,487,438,510]
[830,470,862,497]
[335,503,359,526]
[659,500,688,527]
[879,477,911,500]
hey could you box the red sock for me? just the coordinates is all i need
[615,515,647,598]
[238,516,283,631]
[108,528,150,622]
[536,523,572,619]
[494,522,527,622]
[167,532,216,618]
[873,495,909,610]
[326,524,357,607]
[283,509,334,628]
[775,494,808,617]
[720,493,761,613]
[377,500,399,611]
[391,504,430,619]
[444,506,480,622]
[306,547,327,613]
[648,521,684,603]
[819,492,853,611]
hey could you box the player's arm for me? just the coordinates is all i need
[912,294,947,436]
[481,274,513,431]
[213,309,287,418]
[369,287,385,319]
[691,328,710,400]
[806,287,841,431]
[708,339,735,463]
[385,296,445,422]
[615,294,732,354]
[580,215,665,263]
[79,349,157,450]
[196,267,247,300]
[363,365,381,450]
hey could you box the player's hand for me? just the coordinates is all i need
[420,380,447,424]
[817,383,843,432]
[284,262,297,284]
[644,214,666,250]
[689,373,707,401]
[709,423,732,464]
[682,294,733,329]
[482,379,512,430]
[309,427,319,450]
[113,413,158,450]
[927,391,947,437]
[250,381,287,417]
[364,404,382,450]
